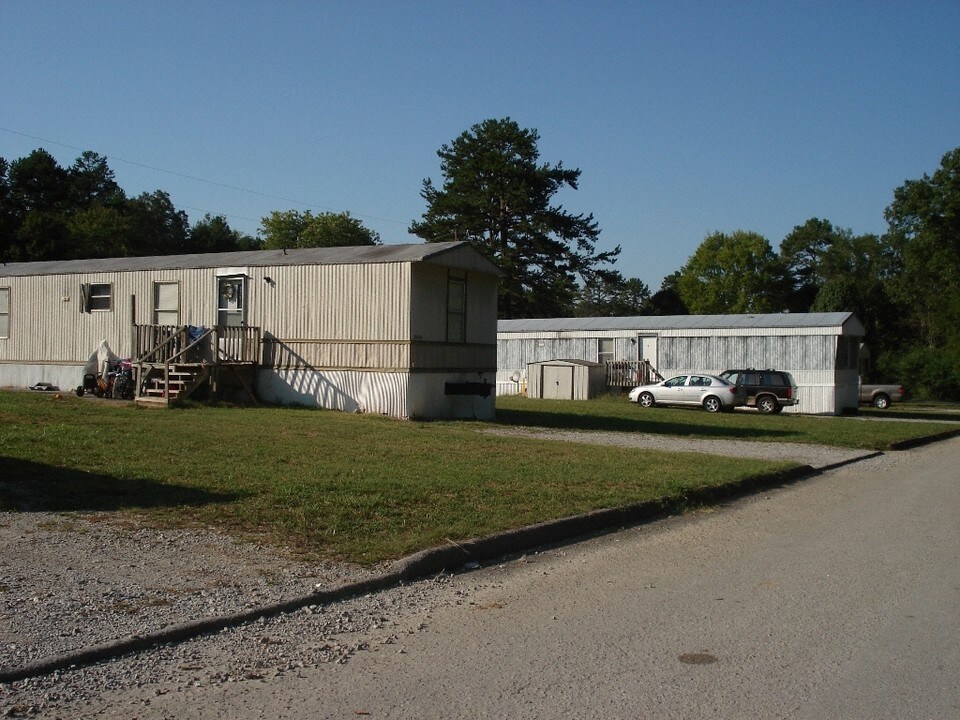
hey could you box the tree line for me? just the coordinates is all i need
[2,122,957,397]
[0,149,380,262]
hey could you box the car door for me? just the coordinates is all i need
[660,375,689,405]
[684,375,712,405]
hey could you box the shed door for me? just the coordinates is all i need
[543,366,574,400]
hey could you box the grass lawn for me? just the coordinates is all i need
[494,394,960,449]
[1,390,955,565]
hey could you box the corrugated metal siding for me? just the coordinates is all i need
[1,273,137,362]
[409,265,499,345]
[1,263,415,367]
[258,369,411,416]
[497,337,600,371]
[658,334,836,373]
[252,262,411,342]
[411,343,497,371]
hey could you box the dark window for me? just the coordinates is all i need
[82,283,112,312]
[446,272,466,343]
[836,336,860,370]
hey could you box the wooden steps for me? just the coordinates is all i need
[136,364,210,406]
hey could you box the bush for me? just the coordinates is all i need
[879,345,960,400]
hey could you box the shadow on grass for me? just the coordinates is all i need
[493,408,800,440]
[860,408,960,423]
[0,457,243,513]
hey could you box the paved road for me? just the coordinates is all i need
[98,438,960,719]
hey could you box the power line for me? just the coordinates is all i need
[0,127,409,228]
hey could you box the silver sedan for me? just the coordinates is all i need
[628,374,746,413]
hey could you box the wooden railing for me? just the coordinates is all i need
[133,325,261,365]
[133,324,261,403]
[605,360,663,388]
[216,326,261,363]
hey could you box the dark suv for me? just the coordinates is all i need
[719,369,799,414]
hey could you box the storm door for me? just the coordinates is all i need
[217,276,245,327]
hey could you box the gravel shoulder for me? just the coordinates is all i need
[0,431,892,717]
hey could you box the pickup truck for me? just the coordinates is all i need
[859,382,906,409]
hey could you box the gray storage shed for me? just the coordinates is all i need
[526,359,606,400]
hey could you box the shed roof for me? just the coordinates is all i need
[0,241,501,277]
[498,312,864,334]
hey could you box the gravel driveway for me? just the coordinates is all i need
[0,430,885,717]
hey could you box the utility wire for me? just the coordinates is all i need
[0,127,408,227]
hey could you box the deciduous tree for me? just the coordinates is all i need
[677,230,787,313]
[884,147,960,350]
[259,210,380,249]
[190,213,258,253]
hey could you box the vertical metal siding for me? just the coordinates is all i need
[497,326,858,414]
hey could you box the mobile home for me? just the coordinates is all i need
[0,241,500,419]
[497,313,865,415]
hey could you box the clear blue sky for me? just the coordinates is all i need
[2,1,958,291]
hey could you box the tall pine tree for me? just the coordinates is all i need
[410,118,619,318]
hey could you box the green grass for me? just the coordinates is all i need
[1,390,955,565]
[493,394,960,449]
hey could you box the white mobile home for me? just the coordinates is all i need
[497,313,865,415]
[0,241,500,420]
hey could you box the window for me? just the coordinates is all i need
[154,282,180,325]
[598,338,614,365]
[446,272,466,343]
[81,283,112,312]
[0,288,9,338]
[836,336,860,370]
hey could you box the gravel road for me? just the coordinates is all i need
[0,430,904,718]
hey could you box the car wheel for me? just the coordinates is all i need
[638,392,655,408]
[703,396,722,413]
[757,395,779,414]
[872,393,891,409]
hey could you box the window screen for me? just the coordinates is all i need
[598,338,614,364]
[154,282,179,325]
[0,288,9,338]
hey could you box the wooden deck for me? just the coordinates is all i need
[133,325,261,406]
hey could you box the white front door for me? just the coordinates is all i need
[638,335,658,366]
